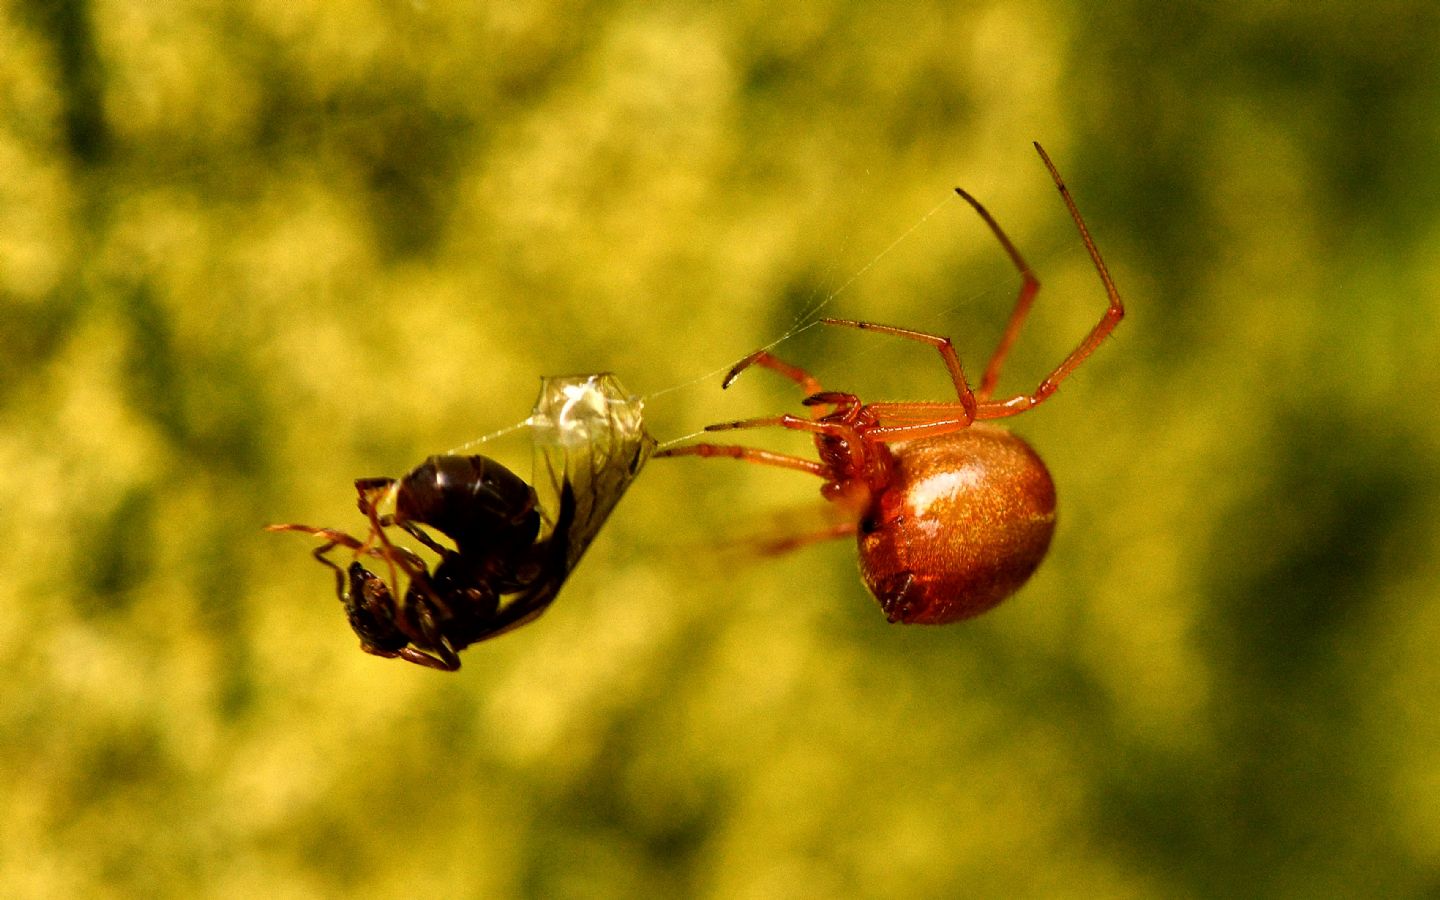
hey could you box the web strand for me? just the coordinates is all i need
[449,188,1078,454]
[639,191,957,409]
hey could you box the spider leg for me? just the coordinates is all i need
[801,391,862,418]
[654,442,828,477]
[723,349,823,395]
[951,186,1040,400]
[704,413,852,437]
[703,413,876,474]
[724,348,845,419]
[825,400,972,443]
[975,143,1125,419]
[757,518,859,555]
[819,318,977,423]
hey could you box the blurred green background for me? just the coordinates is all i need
[4,1,1439,897]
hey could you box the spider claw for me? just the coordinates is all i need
[722,350,766,389]
[802,391,855,407]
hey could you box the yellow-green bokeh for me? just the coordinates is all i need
[3,1,1439,897]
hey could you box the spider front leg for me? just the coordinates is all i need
[722,348,852,418]
[724,348,822,394]
[655,347,843,473]
[757,518,862,556]
[655,412,869,478]
[654,441,829,476]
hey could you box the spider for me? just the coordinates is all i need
[656,143,1124,623]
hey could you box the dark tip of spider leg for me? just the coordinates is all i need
[723,350,765,389]
[803,391,854,406]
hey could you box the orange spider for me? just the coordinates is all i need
[658,143,1124,623]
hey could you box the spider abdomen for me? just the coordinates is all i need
[858,425,1056,624]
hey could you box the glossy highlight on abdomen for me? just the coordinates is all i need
[858,425,1056,623]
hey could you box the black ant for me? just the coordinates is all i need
[269,455,578,670]
[270,374,654,671]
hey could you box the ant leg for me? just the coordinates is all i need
[819,318,977,423]
[357,641,459,671]
[354,476,397,501]
[266,524,371,581]
[976,144,1125,419]
[654,442,828,477]
[348,480,453,602]
[398,522,449,557]
[302,539,349,602]
[395,593,462,671]
[266,524,401,601]
[386,545,453,616]
[397,647,460,671]
[265,523,367,549]
[352,480,408,603]
[951,186,1040,400]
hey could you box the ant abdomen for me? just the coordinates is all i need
[393,455,542,551]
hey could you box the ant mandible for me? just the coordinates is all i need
[657,143,1124,623]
